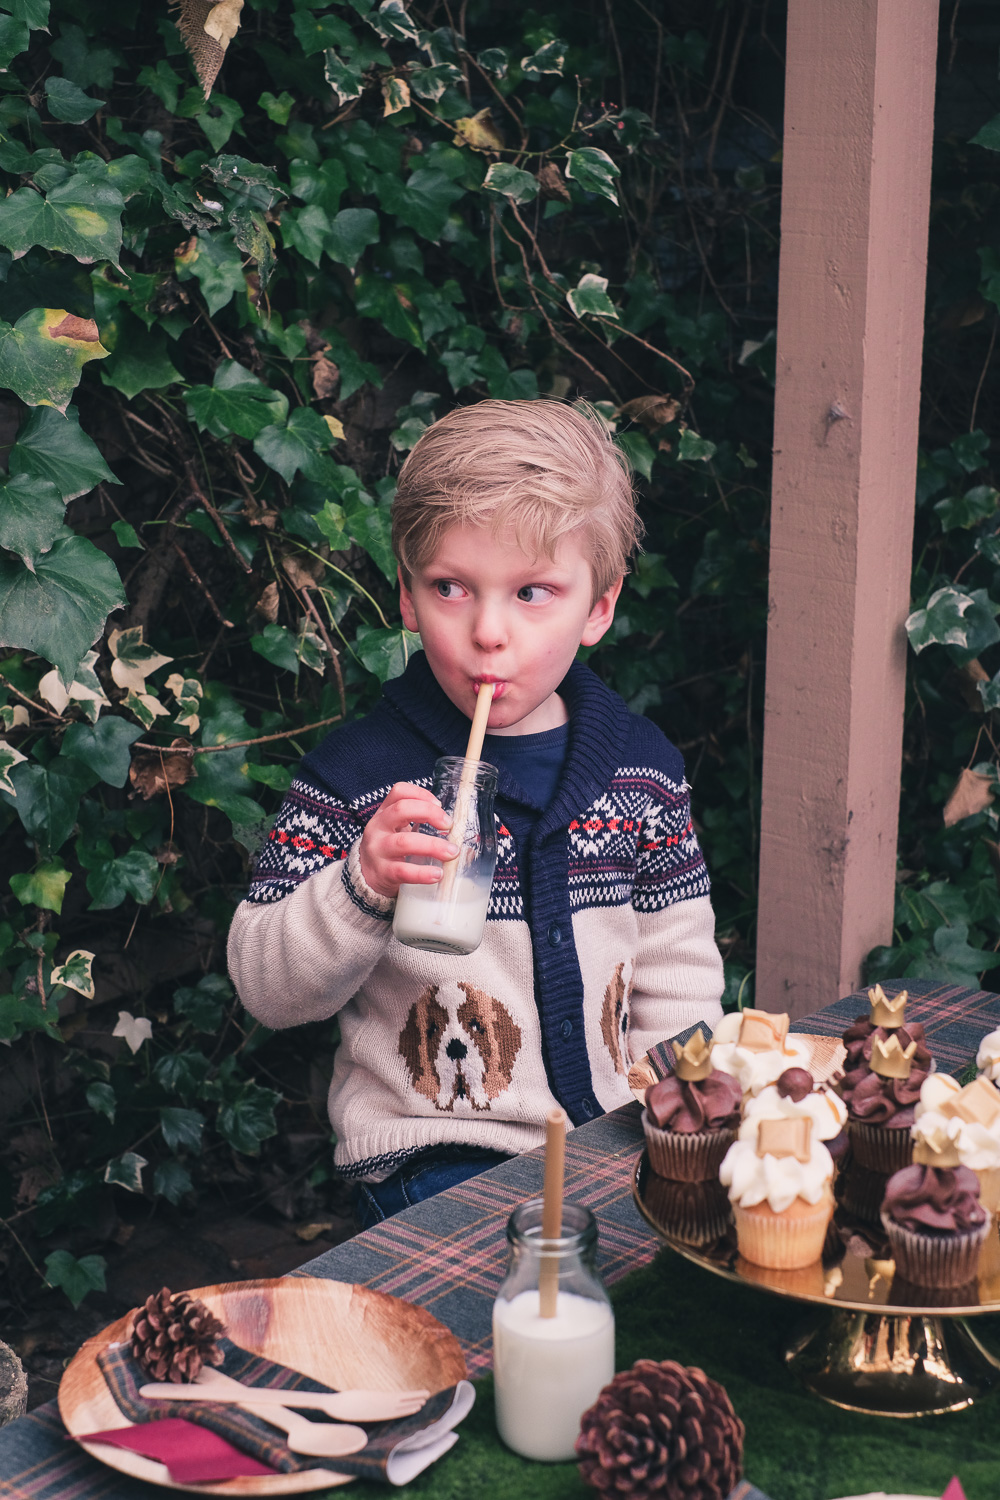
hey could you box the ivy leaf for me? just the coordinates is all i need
[382,76,410,115]
[566,272,618,322]
[0,309,110,412]
[906,586,1000,656]
[51,948,96,999]
[0,739,28,796]
[246,762,293,792]
[906,921,1000,986]
[342,487,396,581]
[108,626,172,692]
[228,206,275,289]
[353,623,420,681]
[112,520,141,549]
[185,360,288,439]
[366,0,419,43]
[154,1049,210,1099]
[354,272,425,349]
[99,313,181,399]
[45,76,105,123]
[934,486,1000,532]
[37,651,111,724]
[159,1106,205,1152]
[375,168,464,244]
[324,48,366,106]
[615,430,656,482]
[194,95,244,154]
[44,1249,106,1309]
[154,1160,194,1204]
[0,475,66,569]
[254,407,335,483]
[103,1151,147,1193]
[970,114,1000,151]
[677,428,717,462]
[61,717,143,788]
[216,1081,279,1154]
[82,844,160,908]
[292,8,355,55]
[86,1081,116,1122]
[482,162,538,203]
[9,406,118,501]
[251,623,302,675]
[326,206,380,270]
[0,990,62,1043]
[565,147,620,205]
[112,1009,153,1053]
[175,973,232,1032]
[409,62,463,101]
[0,178,124,264]
[165,673,203,734]
[175,232,246,316]
[9,859,72,913]
[520,39,565,77]
[7,760,87,855]
[0,15,30,66]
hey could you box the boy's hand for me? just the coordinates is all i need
[359,782,459,900]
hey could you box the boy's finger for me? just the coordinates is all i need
[385,798,451,830]
[388,863,447,887]
[395,833,460,862]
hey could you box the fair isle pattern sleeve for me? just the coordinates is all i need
[248,775,363,904]
[631,772,711,911]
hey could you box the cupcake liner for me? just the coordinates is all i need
[974,1166,1000,1216]
[644,1176,730,1246]
[837,1162,890,1225]
[880,1210,991,1289]
[889,1273,978,1309]
[732,1195,834,1270]
[641,1110,737,1182]
[848,1120,914,1175]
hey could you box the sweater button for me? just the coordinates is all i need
[547,923,562,946]
[561,1019,573,1040]
[579,1096,595,1119]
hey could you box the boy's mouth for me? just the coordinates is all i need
[473,677,506,699]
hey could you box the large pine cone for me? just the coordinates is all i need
[129,1286,227,1383]
[577,1359,744,1500]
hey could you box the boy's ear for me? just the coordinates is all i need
[398,566,419,632]
[580,576,623,647]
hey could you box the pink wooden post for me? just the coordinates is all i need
[756,0,939,1016]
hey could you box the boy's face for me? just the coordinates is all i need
[398,523,622,735]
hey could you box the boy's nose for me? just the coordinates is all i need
[471,604,507,650]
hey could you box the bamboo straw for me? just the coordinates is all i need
[539,1107,566,1318]
[436,682,495,902]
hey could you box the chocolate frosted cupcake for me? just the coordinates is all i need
[840,1033,930,1174]
[880,1128,990,1289]
[644,1177,731,1247]
[642,1029,742,1182]
[841,985,932,1081]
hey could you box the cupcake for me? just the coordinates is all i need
[644,1176,731,1248]
[709,1008,813,1099]
[976,1025,1000,1083]
[840,985,932,1082]
[913,1072,1000,1214]
[880,1127,989,1289]
[840,1032,930,1174]
[742,1067,849,1164]
[642,1029,742,1181]
[719,1114,835,1270]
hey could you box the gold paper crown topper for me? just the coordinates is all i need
[672,1028,713,1082]
[756,1115,813,1163]
[912,1122,963,1170]
[868,984,909,1030]
[871,1034,918,1080]
[737,1008,789,1054]
[939,1073,1000,1131]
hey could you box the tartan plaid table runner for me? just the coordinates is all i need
[2,978,998,1499]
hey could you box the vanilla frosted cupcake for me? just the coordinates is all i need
[709,1009,813,1100]
[742,1067,848,1163]
[719,1115,835,1269]
[913,1072,1000,1213]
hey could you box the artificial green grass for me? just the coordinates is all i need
[358,1247,1000,1500]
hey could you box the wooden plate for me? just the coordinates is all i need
[58,1276,468,1495]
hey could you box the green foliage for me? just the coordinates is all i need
[0,0,785,1304]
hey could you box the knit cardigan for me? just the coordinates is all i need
[228,653,724,1181]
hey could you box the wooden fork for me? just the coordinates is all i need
[139,1366,431,1423]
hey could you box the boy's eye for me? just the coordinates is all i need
[435,580,464,599]
[516,585,551,603]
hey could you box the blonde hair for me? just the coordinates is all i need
[391,399,642,600]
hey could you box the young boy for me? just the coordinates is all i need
[228,400,724,1226]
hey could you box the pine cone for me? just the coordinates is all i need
[577,1359,744,1500]
[128,1286,227,1383]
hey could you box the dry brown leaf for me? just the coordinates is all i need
[254,581,279,622]
[943,766,995,827]
[129,740,196,800]
[956,658,990,712]
[311,353,341,400]
[282,553,323,590]
[452,109,504,153]
[294,1221,334,1243]
[621,394,680,430]
[537,161,570,202]
[172,0,244,100]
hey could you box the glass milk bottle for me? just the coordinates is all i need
[493,1200,615,1462]
[392,756,498,956]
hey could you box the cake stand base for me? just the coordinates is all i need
[785,1308,999,1416]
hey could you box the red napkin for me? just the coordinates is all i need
[74,1417,278,1483]
[941,1481,967,1500]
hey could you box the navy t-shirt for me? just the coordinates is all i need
[482,723,570,811]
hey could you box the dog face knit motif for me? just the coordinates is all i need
[227,653,724,1180]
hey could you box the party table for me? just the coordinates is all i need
[3,979,1000,1500]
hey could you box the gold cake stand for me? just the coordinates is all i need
[633,1151,1000,1418]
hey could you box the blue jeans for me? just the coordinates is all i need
[352,1146,511,1231]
